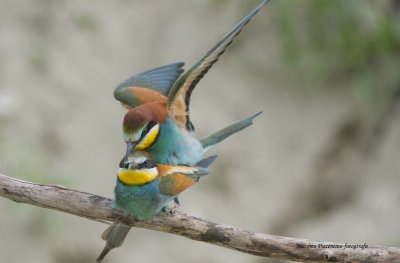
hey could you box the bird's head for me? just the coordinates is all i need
[117,151,158,186]
[122,103,167,157]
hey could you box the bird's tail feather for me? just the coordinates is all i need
[200,111,262,151]
[96,223,132,262]
[196,155,218,168]
[96,246,112,263]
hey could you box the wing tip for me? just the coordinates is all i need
[250,111,262,121]
[244,110,262,126]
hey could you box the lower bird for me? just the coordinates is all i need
[96,151,217,262]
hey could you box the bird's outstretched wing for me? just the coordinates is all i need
[167,0,269,131]
[114,62,184,109]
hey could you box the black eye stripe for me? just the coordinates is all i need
[119,157,126,168]
[139,120,158,140]
[138,159,157,169]
[146,120,158,132]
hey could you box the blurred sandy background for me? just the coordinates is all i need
[1,0,400,262]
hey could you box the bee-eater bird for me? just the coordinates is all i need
[97,0,269,261]
[114,0,269,166]
[96,151,217,262]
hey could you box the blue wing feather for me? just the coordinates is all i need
[114,62,185,107]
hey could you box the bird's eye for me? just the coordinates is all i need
[142,120,157,137]
[143,160,149,166]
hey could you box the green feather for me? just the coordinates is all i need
[200,112,262,150]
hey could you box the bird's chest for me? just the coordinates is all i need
[112,180,172,221]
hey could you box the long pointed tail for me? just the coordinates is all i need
[200,111,262,151]
[96,223,131,262]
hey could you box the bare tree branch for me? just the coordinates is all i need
[0,173,399,263]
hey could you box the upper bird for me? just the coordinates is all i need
[114,0,269,166]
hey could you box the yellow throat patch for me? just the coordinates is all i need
[135,124,159,150]
[117,168,158,186]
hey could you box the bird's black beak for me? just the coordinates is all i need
[125,140,138,163]
[128,160,138,170]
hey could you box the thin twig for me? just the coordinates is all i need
[0,173,399,263]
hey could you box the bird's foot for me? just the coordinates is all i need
[161,206,176,215]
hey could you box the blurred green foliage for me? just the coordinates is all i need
[72,12,98,32]
[271,0,400,102]
[29,47,48,73]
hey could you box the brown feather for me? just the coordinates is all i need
[168,93,188,130]
[123,102,168,130]
[119,87,167,110]
[132,87,168,105]
[169,173,195,196]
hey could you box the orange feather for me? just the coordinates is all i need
[157,164,196,196]
[132,87,168,105]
